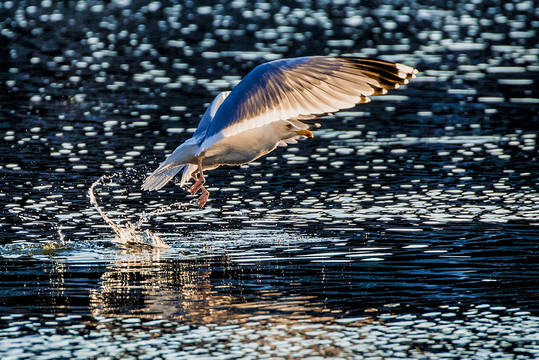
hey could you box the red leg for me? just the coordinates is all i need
[198,186,209,208]
[188,158,210,207]
[188,158,204,194]
[189,179,203,194]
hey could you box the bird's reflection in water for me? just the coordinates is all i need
[88,248,339,326]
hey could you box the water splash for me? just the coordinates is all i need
[88,171,193,249]
[42,229,68,251]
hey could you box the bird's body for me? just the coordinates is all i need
[142,56,418,207]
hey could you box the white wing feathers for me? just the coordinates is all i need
[194,91,230,136]
[198,56,417,155]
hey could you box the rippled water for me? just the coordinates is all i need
[1,0,538,358]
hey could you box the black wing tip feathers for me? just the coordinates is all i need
[336,55,419,80]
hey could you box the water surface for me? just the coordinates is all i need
[1,0,538,358]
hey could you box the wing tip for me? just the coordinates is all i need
[396,63,419,82]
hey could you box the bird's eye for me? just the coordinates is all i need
[286,123,293,129]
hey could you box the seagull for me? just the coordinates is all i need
[142,56,418,207]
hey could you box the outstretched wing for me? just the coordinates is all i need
[198,56,417,154]
[193,91,231,137]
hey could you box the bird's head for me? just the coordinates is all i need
[282,122,314,140]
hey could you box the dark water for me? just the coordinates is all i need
[1,0,539,358]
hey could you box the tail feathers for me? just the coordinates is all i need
[142,138,199,191]
[142,164,185,191]
[180,164,198,187]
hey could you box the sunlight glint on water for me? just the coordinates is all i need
[0,0,538,358]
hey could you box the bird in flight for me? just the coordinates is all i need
[142,56,418,207]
